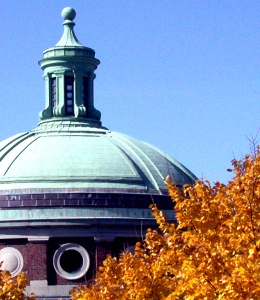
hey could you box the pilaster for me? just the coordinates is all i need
[94,237,114,271]
[27,237,49,281]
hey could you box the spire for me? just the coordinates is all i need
[56,7,83,47]
[38,8,102,127]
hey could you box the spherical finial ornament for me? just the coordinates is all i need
[61,7,76,21]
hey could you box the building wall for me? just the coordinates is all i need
[0,236,137,286]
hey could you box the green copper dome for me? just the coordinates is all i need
[0,7,196,195]
[0,123,196,193]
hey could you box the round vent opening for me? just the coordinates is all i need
[53,243,90,280]
[60,249,83,273]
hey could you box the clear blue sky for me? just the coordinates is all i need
[1,0,260,184]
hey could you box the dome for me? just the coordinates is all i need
[0,120,196,194]
[0,8,198,299]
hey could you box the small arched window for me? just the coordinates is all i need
[65,76,74,115]
[51,77,57,109]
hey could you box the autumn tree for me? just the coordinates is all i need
[70,148,260,300]
[0,268,34,300]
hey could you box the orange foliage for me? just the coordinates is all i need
[0,268,34,300]
[70,149,260,299]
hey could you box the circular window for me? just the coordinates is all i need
[0,247,24,277]
[53,243,90,280]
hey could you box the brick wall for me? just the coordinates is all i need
[0,237,124,285]
[0,242,47,281]
[26,243,47,280]
[95,241,112,270]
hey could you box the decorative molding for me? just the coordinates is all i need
[74,105,86,117]
[28,236,49,243]
[53,243,90,280]
[94,237,115,243]
[0,247,24,277]
[30,280,48,286]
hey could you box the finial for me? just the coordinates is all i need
[61,7,76,21]
[55,7,83,47]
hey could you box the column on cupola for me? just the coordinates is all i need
[74,70,87,117]
[39,73,52,120]
[52,70,66,117]
[88,72,97,118]
[39,70,67,119]
[85,72,101,120]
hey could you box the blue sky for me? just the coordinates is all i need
[1,1,260,184]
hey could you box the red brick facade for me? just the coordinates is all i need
[27,243,47,280]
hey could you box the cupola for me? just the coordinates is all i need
[39,7,101,124]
